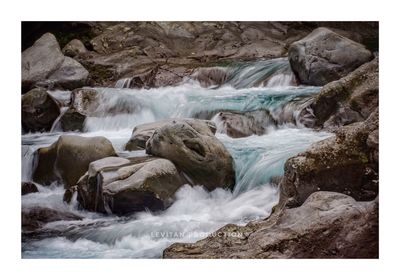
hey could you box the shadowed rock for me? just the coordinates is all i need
[22,88,60,132]
[21,182,38,195]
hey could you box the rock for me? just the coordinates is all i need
[281,110,379,207]
[125,119,217,151]
[163,191,378,258]
[45,57,89,90]
[77,156,185,215]
[21,88,60,132]
[191,67,228,87]
[288,27,373,86]
[63,186,77,204]
[212,110,277,138]
[33,135,116,187]
[21,182,38,195]
[22,33,65,91]
[146,119,235,191]
[22,207,82,232]
[59,88,99,131]
[62,39,87,57]
[300,57,378,129]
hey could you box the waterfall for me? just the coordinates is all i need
[115,78,134,89]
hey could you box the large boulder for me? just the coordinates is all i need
[22,32,89,91]
[21,88,60,132]
[76,156,185,215]
[212,109,277,138]
[22,33,65,91]
[59,88,99,131]
[33,135,116,187]
[45,57,89,90]
[281,109,379,207]
[300,57,378,129]
[288,27,373,86]
[164,191,378,258]
[125,119,217,151]
[146,119,235,191]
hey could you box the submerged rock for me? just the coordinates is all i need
[76,156,185,215]
[33,135,116,187]
[281,109,379,207]
[22,33,65,91]
[163,191,378,258]
[21,88,61,132]
[300,57,378,129]
[146,119,235,191]
[21,182,38,195]
[125,119,217,151]
[22,207,82,232]
[289,27,372,86]
[212,109,277,138]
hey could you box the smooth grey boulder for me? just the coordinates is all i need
[146,119,235,191]
[33,135,116,187]
[289,27,372,86]
[76,156,185,215]
[22,33,65,91]
[164,191,378,258]
[21,88,60,132]
[125,119,217,151]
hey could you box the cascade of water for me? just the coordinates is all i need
[21,57,330,259]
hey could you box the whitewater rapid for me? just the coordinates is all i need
[21,59,332,258]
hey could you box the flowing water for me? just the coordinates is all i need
[21,58,332,258]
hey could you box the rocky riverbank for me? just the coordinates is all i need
[21,21,378,258]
